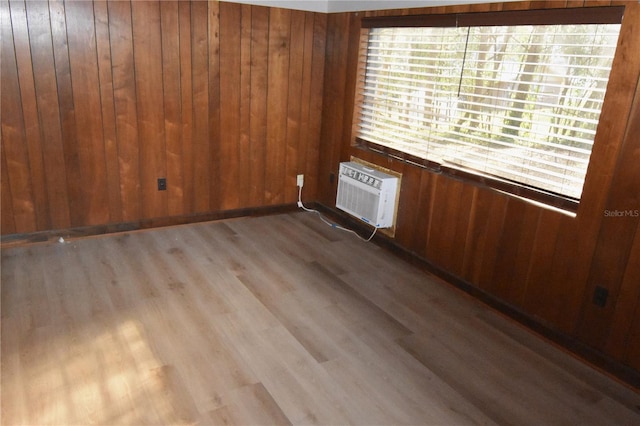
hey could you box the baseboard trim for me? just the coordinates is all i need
[1,204,298,247]
[314,202,640,391]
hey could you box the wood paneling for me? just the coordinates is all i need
[285,10,305,203]
[132,0,167,219]
[1,0,326,234]
[10,0,50,231]
[178,1,194,214]
[248,6,269,207]
[49,0,82,227]
[203,0,218,212]
[606,220,640,366]
[1,0,36,232]
[318,12,351,206]
[25,0,71,229]
[160,0,184,218]
[1,145,15,234]
[305,13,327,200]
[265,7,291,205]
[66,0,110,225]
[239,5,252,209]
[94,0,122,224]
[219,2,242,210]
[576,57,640,349]
[318,0,640,375]
[107,0,140,223]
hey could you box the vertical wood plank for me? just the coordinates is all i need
[160,0,184,217]
[265,7,291,205]
[107,0,140,222]
[48,0,82,227]
[469,2,495,12]
[1,144,16,234]
[304,12,327,201]
[219,1,241,210]
[533,217,585,332]
[65,0,110,225]
[394,164,421,249]
[423,174,447,265]
[248,5,269,207]
[488,199,535,305]
[521,210,565,316]
[1,0,36,232]
[621,224,640,370]
[9,0,50,230]
[239,4,252,208]
[460,188,498,285]
[318,13,350,205]
[191,2,211,213]
[205,0,219,211]
[297,12,315,202]
[531,1,571,8]
[605,221,640,361]
[472,192,508,290]
[426,177,465,272]
[584,0,613,6]
[285,10,305,203]
[0,0,14,235]
[131,0,167,219]
[625,308,640,371]
[339,12,362,165]
[449,182,475,277]
[94,0,123,224]
[24,0,71,229]
[409,170,435,257]
[509,203,542,307]
[178,0,193,214]
[460,185,480,274]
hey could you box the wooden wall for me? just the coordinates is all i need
[318,1,640,373]
[1,0,326,234]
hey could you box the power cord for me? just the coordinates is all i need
[297,184,378,242]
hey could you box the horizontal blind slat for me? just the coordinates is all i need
[357,23,620,199]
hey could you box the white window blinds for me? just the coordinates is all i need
[356,21,621,200]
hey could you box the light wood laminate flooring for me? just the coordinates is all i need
[2,212,639,425]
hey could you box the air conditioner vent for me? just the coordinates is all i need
[336,162,399,229]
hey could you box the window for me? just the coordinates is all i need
[355,7,623,206]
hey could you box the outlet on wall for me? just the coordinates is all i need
[593,286,608,308]
[297,174,304,187]
[158,178,167,191]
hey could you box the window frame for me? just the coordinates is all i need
[353,6,625,212]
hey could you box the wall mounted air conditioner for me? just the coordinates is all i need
[336,162,399,229]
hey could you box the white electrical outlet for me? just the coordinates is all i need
[297,174,304,187]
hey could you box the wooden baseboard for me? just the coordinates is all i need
[314,202,640,391]
[0,204,298,248]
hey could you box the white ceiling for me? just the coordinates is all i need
[222,0,499,13]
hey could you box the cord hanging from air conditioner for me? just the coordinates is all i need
[297,184,377,242]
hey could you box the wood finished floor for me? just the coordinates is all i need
[1,212,639,425]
